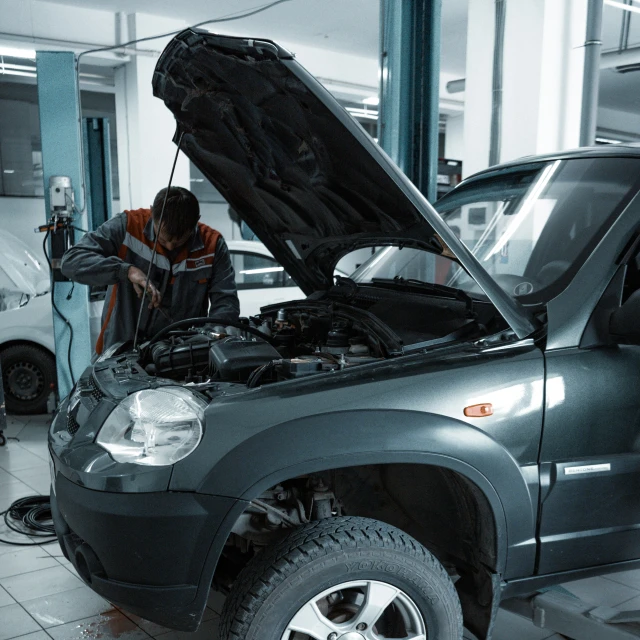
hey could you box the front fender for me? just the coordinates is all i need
[196,409,537,580]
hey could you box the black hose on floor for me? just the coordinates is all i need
[0,495,56,546]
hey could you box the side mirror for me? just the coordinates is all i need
[611,290,640,345]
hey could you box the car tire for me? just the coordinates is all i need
[220,516,463,640]
[1,345,56,415]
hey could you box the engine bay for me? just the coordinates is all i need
[141,304,389,388]
[130,283,497,390]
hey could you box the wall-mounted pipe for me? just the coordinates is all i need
[489,0,506,167]
[580,0,604,146]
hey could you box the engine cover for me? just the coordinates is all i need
[210,337,281,381]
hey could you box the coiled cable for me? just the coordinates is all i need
[0,495,56,546]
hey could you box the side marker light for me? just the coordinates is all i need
[464,403,493,418]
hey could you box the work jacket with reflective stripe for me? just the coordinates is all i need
[61,209,240,353]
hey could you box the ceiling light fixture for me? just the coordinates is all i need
[0,47,36,59]
[362,96,379,106]
[604,0,640,14]
[346,107,379,121]
[0,68,37,79]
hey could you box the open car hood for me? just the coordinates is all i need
[153,30,537,339]
[0,231,49,297]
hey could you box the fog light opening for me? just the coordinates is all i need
[75,549,92,584]
[74,543,106,585]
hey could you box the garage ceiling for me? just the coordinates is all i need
[13,0,640,124]
[32,0,469,77]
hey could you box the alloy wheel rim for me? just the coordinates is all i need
[281,579,426,640]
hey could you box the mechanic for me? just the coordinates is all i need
[61,186,240,353]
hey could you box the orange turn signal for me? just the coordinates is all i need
[464,403,493,418]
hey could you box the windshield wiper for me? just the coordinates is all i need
[371,277,477,318]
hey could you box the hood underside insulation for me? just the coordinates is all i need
[153,30,436,292]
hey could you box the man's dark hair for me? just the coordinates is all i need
[152,187,200,238]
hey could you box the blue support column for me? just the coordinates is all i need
[37,51,93,398]
[379,0,442,202]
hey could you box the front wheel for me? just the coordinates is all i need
[220,516,463,640]
[1,345,56,414]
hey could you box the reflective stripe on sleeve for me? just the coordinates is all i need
[123,233,171,270]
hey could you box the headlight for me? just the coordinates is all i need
[96,387,206,466]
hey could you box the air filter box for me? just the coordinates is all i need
[210,337,280,380]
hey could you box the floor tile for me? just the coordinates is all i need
[119,605,217,636]
[154,616,219,640]
[2,420,28,439]
[0,603,41,640]
[0,528,55,553]
[614,592,640,613]
[0,564,82,602]
[15,423,51,444]
[0,545,59,579]
[0,480,37,512]
[491,609,557,640]
[0,585,14,607]
[22,585,116,628]
[6,633,51,640]
[605,568,640,591]
[46,611,152,640]
[11,469,51,495]
[206,589,225,615]
[0,468,19,486]
[42,542,71,567]
[561,575,640,607]
[0,445,48,472]
[15,441,50,462]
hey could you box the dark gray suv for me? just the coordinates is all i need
[48,30,640,640]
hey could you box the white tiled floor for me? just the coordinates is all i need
[2,416,640,640]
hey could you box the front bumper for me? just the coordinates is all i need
[51,472,238,631]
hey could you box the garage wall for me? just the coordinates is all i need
[597,106,640,141]
[0,197,122,263]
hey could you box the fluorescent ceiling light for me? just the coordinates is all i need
[604,0,640,14]
[0,69,36,78]
[362,96,379,106]
[1,62,36,72]
[240,267,284,275]
[595,136,623,144]
[0,47,36,59]
[346,107,379,121]
[3,170,15,174]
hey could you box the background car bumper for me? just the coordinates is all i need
[50,471,238,631]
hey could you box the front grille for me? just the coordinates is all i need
[87,377,104,403]
[67,412,80,436]
[65,376,104,437]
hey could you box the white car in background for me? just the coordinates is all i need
[0,236,337,414]
[0,231,57,414]
[230,240,311,316]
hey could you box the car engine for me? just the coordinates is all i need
[141,303,388,389]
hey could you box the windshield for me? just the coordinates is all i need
[352,158,640,304]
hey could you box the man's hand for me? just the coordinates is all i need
[128,266,161,309]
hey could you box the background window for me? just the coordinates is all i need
[0,82,119,198]
[189,162,226,203]
[231,252,293,289]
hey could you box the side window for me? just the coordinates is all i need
[230,252,286,289]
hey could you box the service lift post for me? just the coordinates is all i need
[36,52,93,400]
[379,0,442,203]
